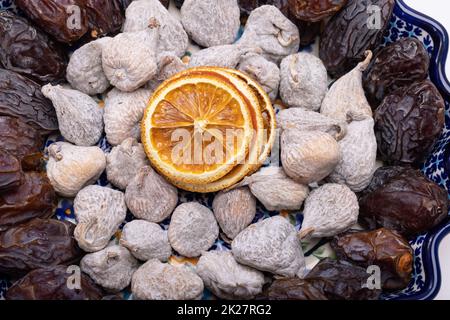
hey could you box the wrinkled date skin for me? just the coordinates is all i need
[359,167,448,237]
[0,149,23,193]
[0,219,82,276]
[0,172,56,232]
[374,80,445,166]
[319,0,395,77]
[0,12,68,84]
[0,116,45,170]
[0,70,58,133]
[332,228,413,290]
[85,0,124,38]
[297,20,321,47]
[363,38,430,108]
[305,258,381,300]
[264,278,329,300]
[15,0,89,44]
[5,265,103,300]
[288,0,348,22]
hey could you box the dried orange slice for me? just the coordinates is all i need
[171,67,277,193]
[142,72,254,184]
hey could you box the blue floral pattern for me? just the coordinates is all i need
[1,0,450,300]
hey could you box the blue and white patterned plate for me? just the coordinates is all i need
[1,0,450,300]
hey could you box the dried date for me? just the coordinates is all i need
[288,0,348,22]
[238,0,289,16]
[85,0,124,38]
[359,167,448,236]
[265,278,329,300]
[363,38,430,108]
[0,12,68,84]
[0,172,56,232]
[0,219,82,276]
[319,0,395,77]
[0,69,58,133]
[0,149,23,192]
[15,0,89,44]
[5,265,103,300]
[332,228,413,290]
[374,80,445,166]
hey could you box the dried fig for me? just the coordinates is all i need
[328,119,377,192]
[46,142,106,197]
[102,24,159,92]
[104,88,152,146]
[212,187,256,240]
[168,202,219,258]
[320,51,373,121]
[125,166,178,223]
[147,53,187,91]
[232,216,306,277]
[0,173,56,232]
[66,37,112,95]
[196,251,265,300]
[123,0,188,57]
[42,85,104,146]
[120,220,172,262]
[106,138,149,190]
[74,185,127,252]
[300,183,359,238]
[81,245,139,291]
[280,52,328,111]
[281,129,341,184]
[188,44,261,69]
[131,259,204,300]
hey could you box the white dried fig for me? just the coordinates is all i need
[103,88,152,146]
[66,37,112,95]
[106,138,149,190]
[120,219,172,262]
[168,202,219,258]
[125,166,178,223]
[131,259,204,300]
[80,245,139,292]
[196,251,265,300]
[42,84,104,146]
[235,166,309,211]
[279,52,328,111]
[300,184,359,238]
[328,119,377,192]
[212,187,256,240]
[123,0,188,57]
[46,142,106,197]
[181,0,240,47]
[232,216,306,278]
[238,54,280,102]
[73,185,127,252]
[281,129,341,185]
[237,5,300,63]
[147,53,187,91]
[188,44,261,69]
[321,51,373,121]
[102,24,159,92]
[276,108,347,141]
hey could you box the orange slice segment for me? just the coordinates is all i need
[142,73,254,184]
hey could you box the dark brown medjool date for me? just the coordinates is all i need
[0,117,46,170]
[85,0,124,38]
[0,69,59,133]
[238,0,289,16]
[288,0,348,22]
[15,0,89,44]
[374,80,445,166]
[332,228,413,290]
[0,12,68,84]
[0,219,82,276]
[0,149,23,193]
[5,265,104,300]
[363,38,430,108]
[265,278,329,300]
[359,167,448,237]
[297,20,321,47]
[0,172,56,232]
[319,0,395,78]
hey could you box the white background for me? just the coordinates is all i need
[404,0,450,300]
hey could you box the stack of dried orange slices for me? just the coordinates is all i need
[141,66,276,193]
